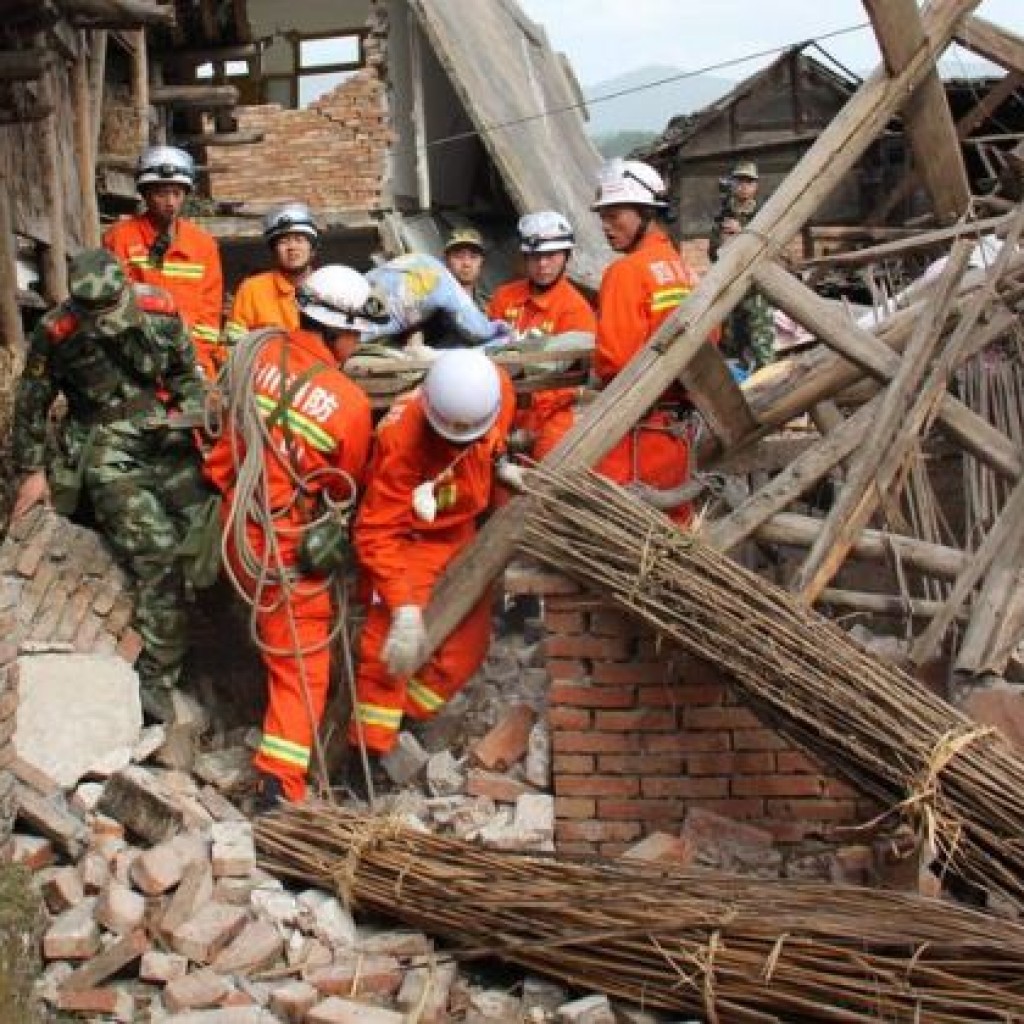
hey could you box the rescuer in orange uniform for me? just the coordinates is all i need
[488,211,596,460]
[224,202,319,346]
[347,348,518,761]
[589,158,701,523]
[205,265,378,808]
[104,145,224,378]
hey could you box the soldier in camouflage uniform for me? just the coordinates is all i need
[12,249,210,721]
[708,160,761,262]
[716,215,775,372]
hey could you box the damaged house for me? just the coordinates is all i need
[2,1,1024,1021]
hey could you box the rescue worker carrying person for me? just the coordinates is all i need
[488,211,596,461]
[588,158,702,524]
[11,249,210,724]
[104,145,225,379]
[205,265,376,810]
[224,202,319,346]
[346,349,519,784]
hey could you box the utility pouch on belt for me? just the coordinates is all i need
[178,493,223,590]
[50,426,98,518]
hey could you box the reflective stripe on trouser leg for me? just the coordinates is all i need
[404,587,493,720]
[247,560,333,804]
[349,603,407,755]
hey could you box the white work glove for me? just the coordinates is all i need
[495,457,529,493]
[412,480,438,522]
[383,605,427,676]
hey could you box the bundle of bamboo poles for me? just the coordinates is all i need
[518,467,1024,910]
[256,803,1024,1022]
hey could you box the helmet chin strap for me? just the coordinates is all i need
[624,210,654,253]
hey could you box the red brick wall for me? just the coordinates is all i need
[208,46,389,210]
[509,568,876,859]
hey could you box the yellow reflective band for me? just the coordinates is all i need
[650,287,688,313]
[224,320,247,343]
[126,256,207,281]
[192,324,221,341]
[260,734,310,768]
[407,678,445,712]
[256,393,337,453]
[355,703,403,728]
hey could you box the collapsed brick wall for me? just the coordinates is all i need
[207,30,390,211]
[507,568,878,859]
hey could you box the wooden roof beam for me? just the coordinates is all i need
[150,83,238,109]
[864,0,972,224]
[57,0,175,28]
[954,13,1024,75]
[417,0,986,664]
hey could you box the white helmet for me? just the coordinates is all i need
[136,145,195,191]
[591,158,668,210]
[297,265,386,332]
[422,349,501,443]
[518,211,574,253]
[263,202,319,246]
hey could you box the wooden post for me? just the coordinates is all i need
[418,0,983,663]
[955,14,1024,75]
[789,241,974,602]
[864,0,972,223]
[130,27,148,152]
[40,57,68,302]
[0,189,24,350]
[88,28,107,161]
[409,19,430,212]
[57,0,175,28]
[72,30,100,246]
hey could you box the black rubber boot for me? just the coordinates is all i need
[252,772,285,816]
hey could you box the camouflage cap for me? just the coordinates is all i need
[731,161,759,181]
[68,249,139,336]
[443,226,485,253]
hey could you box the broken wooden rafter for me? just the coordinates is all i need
[864,0,971,223]
[819,589,967,620]
[0,49,47,82]
[149,84,238,109]
[56,0,174,29]
[418,0,986,663]
[175,130,264,147]
[954,14,1024,76]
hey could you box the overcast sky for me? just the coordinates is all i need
[517,0,1024,86]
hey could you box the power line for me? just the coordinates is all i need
[425,20,873,149]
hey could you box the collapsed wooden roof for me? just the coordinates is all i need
[424,2,1024,684]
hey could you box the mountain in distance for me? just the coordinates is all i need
[582,64,734,137]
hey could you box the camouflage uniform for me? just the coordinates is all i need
[721,289,775,372]
[709,195,760,262]
[12,250,209,717]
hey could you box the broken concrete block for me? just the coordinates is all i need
[471,704,536,771]
[140,949,190,984]
[270,980,319,1023]
[167,902,249,964]
[211,820,255,878]
[306,956,404,998]
[78,849,111,893]
[524,721,551,789]
[556,994,616,1024]
[211,918,284,975]
[358,930,433,958]
[297,889,357,949]
[15,652,142,787]
[621,832,694,865]
[381,730,429,785]
[164,968,232,1013]
[41,865,84,913]
[56,985,135,1021]
[250,885,298,928]
[132,723,168,763]
[131,840,186,895]
[425,749,465,797]
[469,989,523,1020]
[514,792,555,843]
[396,960,457,1024]
[194,747,253,793]
[95,881,146,934]
[466,770,536,803]
[15,783,88,859]
[306,996,406,1024]
[43,898,100,961]
[98,765,188,845]
[59,928,149,992]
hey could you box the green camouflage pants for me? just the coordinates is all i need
[81,422,210,697]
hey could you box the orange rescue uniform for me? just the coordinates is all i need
[488,276,596,460]
[104,214,224,378]
[592,228,700,522]
[349,372,516,755]
[224,270,301,346]
[205,328,372,800]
